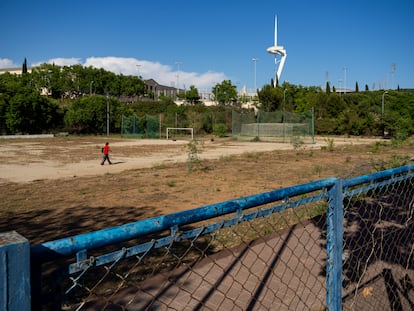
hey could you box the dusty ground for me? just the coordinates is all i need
[0,135,412,245]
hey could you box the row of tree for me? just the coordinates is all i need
[258,81,414,138]
[0,62,413,137]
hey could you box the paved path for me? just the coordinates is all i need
[75,217,414,310]
[81,221,328,310]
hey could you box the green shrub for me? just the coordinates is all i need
[213,123,227,137]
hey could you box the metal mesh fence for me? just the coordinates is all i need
[232,110,313,141]
[121,109,311,141]
[33,181,332,310]
[122,110,234,139]
[29,166,414,310]
[121,114,161,138]
[342,174,414,310]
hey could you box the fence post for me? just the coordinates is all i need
[0,231,31,311]
[326,178,343,311]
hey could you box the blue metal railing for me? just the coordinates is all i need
[2,164,413,310]
[30,177,338,310]
[31,177,338,263]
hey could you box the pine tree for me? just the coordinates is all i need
[22,58,27,74]
[326,81,331,94]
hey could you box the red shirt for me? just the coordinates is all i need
[103,145,110,155]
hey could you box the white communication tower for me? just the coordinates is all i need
[266,15,287,87]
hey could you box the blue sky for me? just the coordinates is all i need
[1,0,413,92]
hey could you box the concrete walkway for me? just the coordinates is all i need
[81,221,327,310]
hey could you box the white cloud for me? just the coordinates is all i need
[31,56,227,90]
[84,56,138,75]
[0,58,19,68]
[83,56,228,90]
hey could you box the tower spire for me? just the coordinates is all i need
[266,15,287,87]
[274,15,278,46]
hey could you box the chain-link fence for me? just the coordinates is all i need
[30,178,334,310]
[121,110,233,139]
[341,169,414,310]
[2,165,411,310]
[232,109,313,142]
[121,114,161,138]
[121,109,312,141]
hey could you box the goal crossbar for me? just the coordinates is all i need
[166,127,194,140]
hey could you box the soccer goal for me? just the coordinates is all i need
[166,127,194,140]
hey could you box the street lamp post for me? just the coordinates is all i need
[283,88,287,141]
[106,93,110,137]
[175,61,182,99]
[338,79,343,96]
[381,90,388,118]
[252,58,258,94]
[343,66,347,94]
[213,82,218,104]
[382,90,388,137]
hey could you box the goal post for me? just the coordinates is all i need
[166,127,194,140]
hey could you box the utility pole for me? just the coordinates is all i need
[106,93,110,136]
[252,58,258,93]
[175,61,182,99]
[343,66,347,93]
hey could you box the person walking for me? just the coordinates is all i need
[101,142,112,165]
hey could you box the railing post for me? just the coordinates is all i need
[326,178,343,311]
[0,231,31,311]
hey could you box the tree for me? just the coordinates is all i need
[257,84,281,111]
[355,81,359,93]
[212,80,237,105]
[65,95,123,134]
[6,90,62,133]
[326,81,331,94]
[185,85,200,104]
[0,94,8,134]
[0,72,20,96]
[22,58,28,74]
[118,74,145,97]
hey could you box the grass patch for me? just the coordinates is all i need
[166,180,176,187]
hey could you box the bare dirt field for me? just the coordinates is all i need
[0,135,412,245]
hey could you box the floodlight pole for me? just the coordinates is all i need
[343,66,347,94]
[381,90,388,119]
[175,61,182,99]
[252,58,258,93]
[381,90,388,137]
[106,93,110,137]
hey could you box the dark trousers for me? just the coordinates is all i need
[101,154,112,165]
